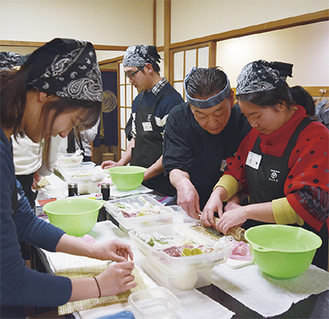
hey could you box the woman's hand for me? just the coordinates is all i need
[32,171,42,189]
[201,187,226,227]
[101,160,119,169]
[216,201,275,234]
[96,261,137,296]
[70,261,137,301]
[215,207,247,234]
[56,236,134,262]
[91,239,134,262]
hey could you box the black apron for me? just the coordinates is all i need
[189,136,231,210]
[16,173,36,210]
[130,90,176,196]
[244,117,328,269]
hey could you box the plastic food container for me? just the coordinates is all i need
[245,224,322,278]
[140,255,212,294]
[128,287,180,319]
[62,164,105,194]
[129,224,231,292]
[105,194,175,233]
[45,184,67,198]
[56,152,83,169]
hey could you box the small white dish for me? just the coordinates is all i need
[128,287,180,319]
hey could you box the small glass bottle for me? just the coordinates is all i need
[101,183,110,200]
[68,182,78,196]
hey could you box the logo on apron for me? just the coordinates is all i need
[268,169,280,182]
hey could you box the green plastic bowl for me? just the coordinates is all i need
[43,198,104,237]
[245,225,322,279]
[108,166,147,190]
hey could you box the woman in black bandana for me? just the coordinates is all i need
[202,60,329,270]
[0,39,136,318]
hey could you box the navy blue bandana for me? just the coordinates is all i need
[26,38,103,102]
[236,60,293,95]
[184,67,231,109]
[123,45,161,67]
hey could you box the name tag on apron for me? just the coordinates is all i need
[142,122,153,131]
[246,151,262,170]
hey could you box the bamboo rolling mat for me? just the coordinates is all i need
[56,262,147,315]
[190,221,246,242]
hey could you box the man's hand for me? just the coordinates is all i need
[170,169,201,219]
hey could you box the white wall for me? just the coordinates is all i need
[0,0,154,45]
[156,0,164,47]
[170,0,329,44]
[1,0,328,86]
[216,21,329,87]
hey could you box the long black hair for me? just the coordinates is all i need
[0,65,101,167]
[237,82,315,116]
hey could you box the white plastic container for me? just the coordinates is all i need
[62,164,105,194]
[128,287,180,319]
[129,224,231,293]
[45,184,67,198]
[105,194,176,232]
[129,224,230,274]
[56,153,83,169]
[140,255,212,294]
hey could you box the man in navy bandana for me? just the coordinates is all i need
[101,45,183,196]
[163,67,251,218]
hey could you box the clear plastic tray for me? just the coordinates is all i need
[128,287,180,319]
[129,223,231,275]
[105,194,175,231]
[56,153,83,169]
[140,255,212,294]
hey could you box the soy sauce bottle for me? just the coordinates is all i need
[68,182,78,196]
[101,183,111,200]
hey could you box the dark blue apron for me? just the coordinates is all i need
[130,90,176,196]
[244,117,328,269]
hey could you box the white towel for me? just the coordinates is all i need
[212,263,329,317]
[176,289,235,319]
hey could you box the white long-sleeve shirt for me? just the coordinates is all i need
[12,135,64,176]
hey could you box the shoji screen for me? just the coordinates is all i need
[173,45,209,100]
[118,62,138,158]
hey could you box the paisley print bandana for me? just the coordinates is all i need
[236,60,293,95]
[0,52,31,71]
[26,38,103,102]
[184,67,231,109]
[123,45,161,67]
[0,52,22,70]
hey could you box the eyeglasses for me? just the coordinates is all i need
[125,65,144,79]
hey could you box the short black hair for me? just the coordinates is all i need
[186,67,227,98]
